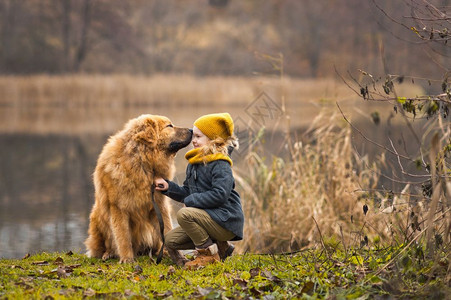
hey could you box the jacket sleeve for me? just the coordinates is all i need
[184,161,233,209]
[162,178,190,203]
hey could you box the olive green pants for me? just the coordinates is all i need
[165,207,235,250]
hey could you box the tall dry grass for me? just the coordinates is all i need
[234,112,438,254]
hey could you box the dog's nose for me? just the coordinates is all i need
[189,128,193,134]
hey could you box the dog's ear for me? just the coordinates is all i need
[133,120,158,146]
[133,130,155,146]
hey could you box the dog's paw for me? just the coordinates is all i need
[119,257,135,264]
[102,251,115,261]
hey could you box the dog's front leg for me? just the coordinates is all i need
[110,205,134,263]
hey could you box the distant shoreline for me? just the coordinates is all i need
[0,74,421,135]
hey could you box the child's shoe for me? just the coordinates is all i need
[217,241,234,261]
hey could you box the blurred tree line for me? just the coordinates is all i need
[0,0,449,81]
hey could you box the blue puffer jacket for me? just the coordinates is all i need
[163,160,244,241]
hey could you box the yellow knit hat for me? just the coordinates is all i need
[193,113,234,140]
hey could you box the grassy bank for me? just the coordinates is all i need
[1,244,449,299]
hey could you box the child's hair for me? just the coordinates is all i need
[201,135,239,158]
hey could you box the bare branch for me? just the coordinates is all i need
[389,137,429,178]
[337,101,416,161]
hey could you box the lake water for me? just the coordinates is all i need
[0,96,425,258]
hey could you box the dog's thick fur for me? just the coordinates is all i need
[84,114,192,263]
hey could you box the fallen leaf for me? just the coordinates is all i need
[197,287,215,296]
[58,288,75,296]
[53,257,64,265]
[250,287,263,297]
[133,264,143,274]
[153,290,173,297]
[83,288,96,297]
[233,278,248,288]
[41,269,58,278]
[22,253,30,260]
[65,250,73,256]
[96,292,122,298]
[249,267,261,278]
[15,281,33,290]
[301,281,314,295]
[256,282,273,292]
[261,270,282,283]
[11,265,24,269]
[65,264,81,271]
[32,261,49,266]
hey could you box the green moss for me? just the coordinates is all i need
[0,246,449,299]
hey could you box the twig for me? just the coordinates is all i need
[312,216,331,260]
[352,143,431,185]
[269,252,280,270]
[351,187,425,200]
[426,133,442,254]
[337,101,414,161]
[388,137,429,178]
[339,225,348,259]
[371,0,412,31]
[334,65,361,98]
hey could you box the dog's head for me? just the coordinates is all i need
[129,114,192,155]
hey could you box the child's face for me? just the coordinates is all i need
[192,126,210,148]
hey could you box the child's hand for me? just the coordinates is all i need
[154,177,169,191]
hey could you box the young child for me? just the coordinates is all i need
[154,112,244,268]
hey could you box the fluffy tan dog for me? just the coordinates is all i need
[84,114,192,263]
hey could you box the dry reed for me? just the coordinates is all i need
[0,74,354,108]
[233,111,438,254]
[234,106,450,254]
